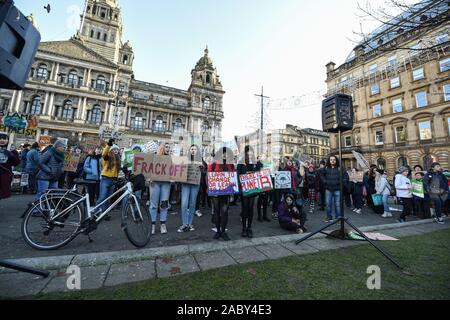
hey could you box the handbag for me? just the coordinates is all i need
[371,193,383,206]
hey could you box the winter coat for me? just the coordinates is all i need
[101,145,120,178]
[375,176,391,196]
[305,171,319,191]
[277,202,300,225]
[83,155,102,181]
[25,148,40,173]
[0,149,21,199]
[364,171,376,194]
[20,149,29,171]
[351,181,364,195]
[423,170,448,196]
[321,166,341,192]
[395,174,412,198]
[36,150,65,182]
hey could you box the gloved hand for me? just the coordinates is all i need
[108,139,115,146]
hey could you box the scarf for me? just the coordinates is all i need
[49,147,65,163]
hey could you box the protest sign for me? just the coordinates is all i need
[0,112,39,136]
[412,179,425,198]
[64,153,81,173]
[20,173,29,187]
[141,141,159,154]
[38,136,52,148]
[274,171,292,189]
[186,163,202,185]
[239,169,273,197]
[132,153,188,182]
[122,149,139,171]
[352,151,370,169]
[207,171,239,196]
[83,136,100,154]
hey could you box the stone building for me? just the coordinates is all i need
[325,0,449,173]
[0,0,225,149]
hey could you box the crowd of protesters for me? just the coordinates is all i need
[1,131,449,245]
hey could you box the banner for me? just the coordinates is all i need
[186,163,202,185]
[63,153,81,173]
[352,151,370,169]
[207,171,239,196]
[274,171,292,189]
[0,112,39,136]
[38,136,52,148]
[239,169,273,197]
[412,179,425,198]
[132,153,188,182]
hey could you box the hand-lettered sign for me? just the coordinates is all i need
[63,153,81,173]
[274,171,292,190]
[186,163,202,185]
[207,171,239,196]
[239,169,273,197]
[132,153,188,182]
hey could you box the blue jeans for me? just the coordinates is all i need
[96,177,116,212]
[181,184,200,226]
[36,180,59,201]
[382,194,390,213]
[326,190,341,219]
[150,182,171,223]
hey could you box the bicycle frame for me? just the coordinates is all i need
[43,182,143,225]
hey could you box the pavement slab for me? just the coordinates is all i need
[0,271,54,298]
[194,251,237,271]
[104,260,156,287]
[156,255,200,278]
[254,244,295,260]
[280,242,321,256]
[225,246,268,264]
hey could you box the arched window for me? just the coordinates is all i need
[96,75,106,91]
[30,96,41,115]
[377,158,386,170]
[203,97,210,109]
[90,29,94,38]
[36,64,48,80]
[173,118,183,132]
[97,32,101,40]
[67,70,78,86]
[61,100,73,120]
[206,73,211,84]
[132,112,144,131]
[103,33,108,42]
[154,116,164,132]
[90,105,102,124]
[423,155,437,171]
[123,55,128,65]
[397,156,408,168]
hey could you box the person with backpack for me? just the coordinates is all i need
[375,169,392,218]
[423,162,448,225]
[395,166,413,223]
[83,147,103,205]
[0,133,21,201]
[25,142,40,194]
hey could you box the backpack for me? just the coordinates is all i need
[429,174,444,195]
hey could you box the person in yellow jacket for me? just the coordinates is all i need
[95,139,121,219]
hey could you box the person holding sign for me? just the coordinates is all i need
[178,145,203,233]
[256,157,271,223]
[35,139,66,202]
[208,147,236,241]
[95,139,121,220]
[149,143,173,235]
[412,172,430,219]
[237,146,258,238]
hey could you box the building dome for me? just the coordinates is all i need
[195,47,214,69]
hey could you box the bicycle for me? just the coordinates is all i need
[21,177,151,250]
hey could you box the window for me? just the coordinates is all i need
[103,34,107,42]
[36,64,48,79]
[154,116,164,132]
[415,91,428,108]
[397,157,408,168]
[123,55,128,65]
[412,68,424,81]
[344,136,352,147]
[97,32,101,40]
[448,117,450,135]
[392,98,403,113]
[118,83,125,96]
[390,77,400,89]
[203,97,210,109]
[90,106,102,124]
[173,118,183,132]
[0,98,9,113]
[30,96,41,115]
[371,83,380,95]
[131,113,144,131]
[440,57,450,72]
[202,121,210,133]
[61,100,73,120]
[444,84,450,102]
[419,121,432,140]
[436,33,449,44]
[90,29,94,38]
[67,70,78,86]
[377,158,386,170]
[375,130,384,145]
[395,126,406,143]
[373,104,382,117]
[369,64,377,74]
[95,76,106,91]
[388,55,397,66]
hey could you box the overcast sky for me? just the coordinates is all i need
[16,0,410,140]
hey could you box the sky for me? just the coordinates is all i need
[15,0,403,141]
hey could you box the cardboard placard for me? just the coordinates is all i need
[0,112,39,136]
[239,169,273,197]
[352,151,370,169]
[141,141,159,154]
[207,172,239,196]
[274,171,292,189]
[122,149,139,171]
[38,136,52,148]
[83,136,100,154]
[20,173,29,187]
[132,153,188,182]
[64,153,81,173]
[412,179,425,198]
[186,163,202,185]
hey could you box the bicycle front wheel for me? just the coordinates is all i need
[122,197,151,248]
[21,195,83,250]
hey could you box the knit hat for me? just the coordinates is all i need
[398,166,408,174]
[54,139,66,149]
[109,144,120,152]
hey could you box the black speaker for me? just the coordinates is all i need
[322,94,354,133]
[0,0,41,90]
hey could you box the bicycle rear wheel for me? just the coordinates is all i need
[21,195,83,250]
[122,196,151,248]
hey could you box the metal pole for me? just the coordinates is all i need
[338,129,345,237]
[79,0,89,37]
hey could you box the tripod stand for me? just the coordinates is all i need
[295,130,402,270]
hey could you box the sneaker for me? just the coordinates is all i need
[160,224,168,234]
[352,208,358,212]
[169,211,178,215]
[324,218,333,223]
[355,209,362,214]
[296,228,304,234]
[435,217,445,225]
[212,227,228,233]
[151,224,156,235]
[381,212,387,218]
[188,225,195,231]
[195,210,203,217]
[177,225,189,233]
[221,232,231,241]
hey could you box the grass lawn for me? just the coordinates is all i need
[36,229,450,300]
